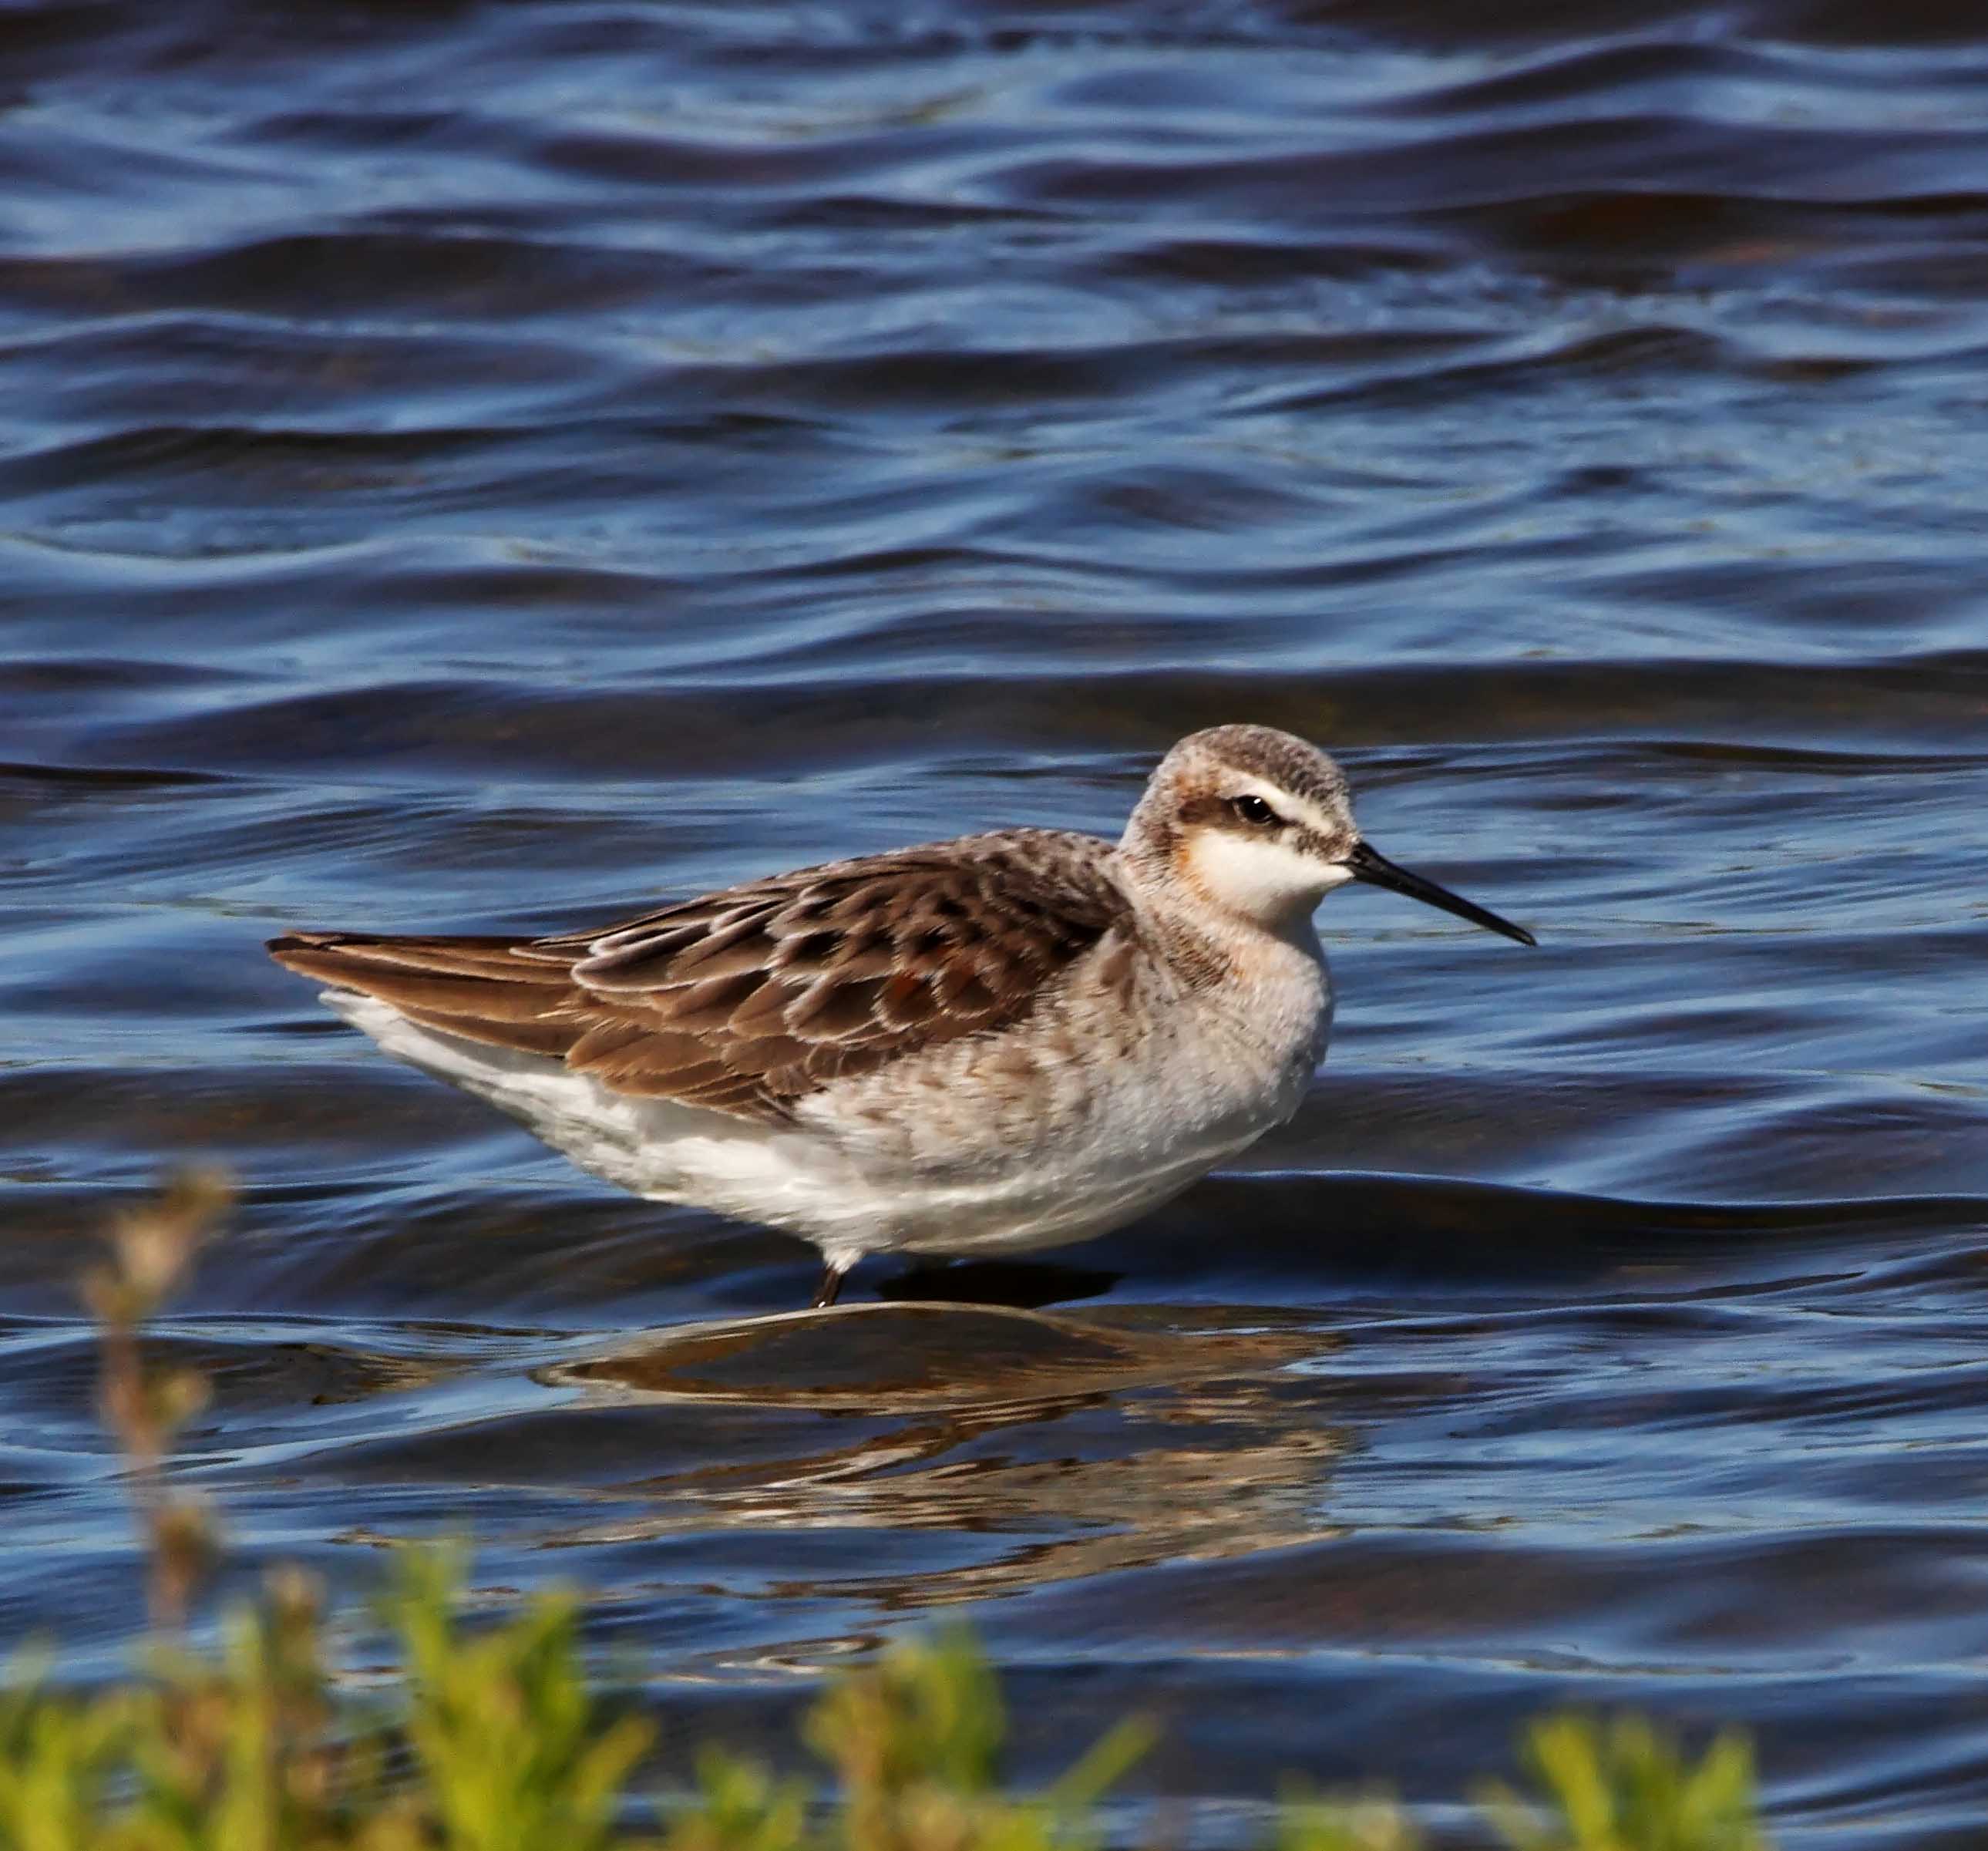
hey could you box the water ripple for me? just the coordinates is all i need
[4,1,1988,1841]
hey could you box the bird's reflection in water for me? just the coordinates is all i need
[529,1301,1347,1610]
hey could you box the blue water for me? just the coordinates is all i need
[5,2,1988,1842]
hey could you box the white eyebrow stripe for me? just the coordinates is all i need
[1228,776,1335,836]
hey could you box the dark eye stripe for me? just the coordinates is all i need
[1230,793,1280,826]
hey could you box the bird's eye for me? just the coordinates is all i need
[1229,793,1280,827]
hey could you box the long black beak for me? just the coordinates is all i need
[1346,840,1536,947]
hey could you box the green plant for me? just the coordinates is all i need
[794,1627,1152,1851]
[390,1544,652,1851]
[1483,1715,1764,1851]
[83,1169,232,1629]
[0,1664,136,1851]
[1277,1789,1423,1851]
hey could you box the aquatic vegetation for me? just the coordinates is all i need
[0,1179,1768,1851]
[0,1569,1768,1851]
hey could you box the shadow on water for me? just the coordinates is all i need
[541,1300,1320,1408]
[518,1304,1346,1612]
[879,1258,1123,1308]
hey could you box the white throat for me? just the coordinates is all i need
[1179,831,1351,937]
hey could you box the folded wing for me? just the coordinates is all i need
[268,831,1129,1123]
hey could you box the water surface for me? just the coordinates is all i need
[5,2,1988,1843]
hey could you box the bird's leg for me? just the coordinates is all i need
[810,1259,849,1309]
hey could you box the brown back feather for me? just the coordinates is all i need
[267,830,1131,1124]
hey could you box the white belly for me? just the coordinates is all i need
[322,950,1331,1273]
[324,991,878,1231]
[790,1002,1326,1267]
